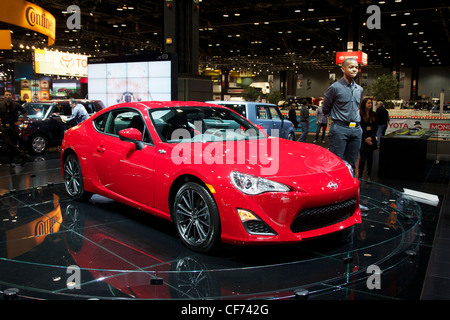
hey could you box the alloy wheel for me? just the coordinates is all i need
[174,183,220,252]
[31,135,46,154]
[64,155,83,197]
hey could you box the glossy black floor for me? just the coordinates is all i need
[0,135,448,300]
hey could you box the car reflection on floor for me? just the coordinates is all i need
[0,182,422,299]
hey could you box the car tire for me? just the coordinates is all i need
[173,182,221,253]
[63,153,92,201]
[29,134,47,154]
[287,132,295,141]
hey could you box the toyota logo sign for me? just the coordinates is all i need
[327,181,339,190]
[60,55,74,68]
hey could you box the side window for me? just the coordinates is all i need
[93,113,108,132]
[53,103,72,116]
[268,106,281,119]
[256,106,268,119]
[51,104,70,116]
[52,104,63,115]
[107,110,138,135]
[141,126,153,144]
[84,103,95,114]
[58,103,72,116]
[104,108,152,144]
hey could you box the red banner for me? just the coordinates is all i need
[336,51,368,66]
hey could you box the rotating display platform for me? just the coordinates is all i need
[0,181,422,300]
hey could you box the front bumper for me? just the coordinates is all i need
[213,176,361,245]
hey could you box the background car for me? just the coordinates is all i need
[431,104,450,113]
[207,101,296,140]
[279,97,318,111]
[19,99,105,154]
[61,101,361,253]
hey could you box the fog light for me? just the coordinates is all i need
[237,208,259,222]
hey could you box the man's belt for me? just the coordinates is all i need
[333,120,360,127]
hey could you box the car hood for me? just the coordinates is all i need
[167,137,349,187]
[22,118,45,123]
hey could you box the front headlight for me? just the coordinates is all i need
[230,171,290,195]
[343,160,356,178]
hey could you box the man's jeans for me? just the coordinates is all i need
[315,122,327,141]
[298,121,309,142]
[328,122,362,170]
[377,124,387,142]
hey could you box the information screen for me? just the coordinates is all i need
[87,53,177,107]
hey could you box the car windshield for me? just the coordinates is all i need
[23,103,53,119]
[149,106,265,143]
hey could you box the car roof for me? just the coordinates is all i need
[206,100,276,106]
[26,99,102,104]
[111,101,224,110]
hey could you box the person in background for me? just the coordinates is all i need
[358,97,378,180]
[0,91,29,166]
[297,99,309,142]
[375,100,389,143]
[62,99,89,126]
[314,104,328,144]
[288,103,298,129]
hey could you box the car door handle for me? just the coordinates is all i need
[96,145,106,153]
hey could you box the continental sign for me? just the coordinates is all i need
[0,0,56,46]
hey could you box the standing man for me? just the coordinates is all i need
[314,104,329,144]
[297,99,310,142]
[375,100,389,143]
[288,103,298,129]
[322,58,363,171]
[0,91,29,166]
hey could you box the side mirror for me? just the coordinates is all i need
[118,128,144,150]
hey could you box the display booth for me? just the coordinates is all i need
[379,129,438,181]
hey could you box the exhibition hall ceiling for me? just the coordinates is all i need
[0,0,449,71]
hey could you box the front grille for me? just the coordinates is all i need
[290,199,357,233]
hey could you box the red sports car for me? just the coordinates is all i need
[61,101,361,252]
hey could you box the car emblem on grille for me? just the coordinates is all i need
[327,181,339,190]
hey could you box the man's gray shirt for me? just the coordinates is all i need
[72,104,89,124]
[316,106,328,124]
[322,77,363,123]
